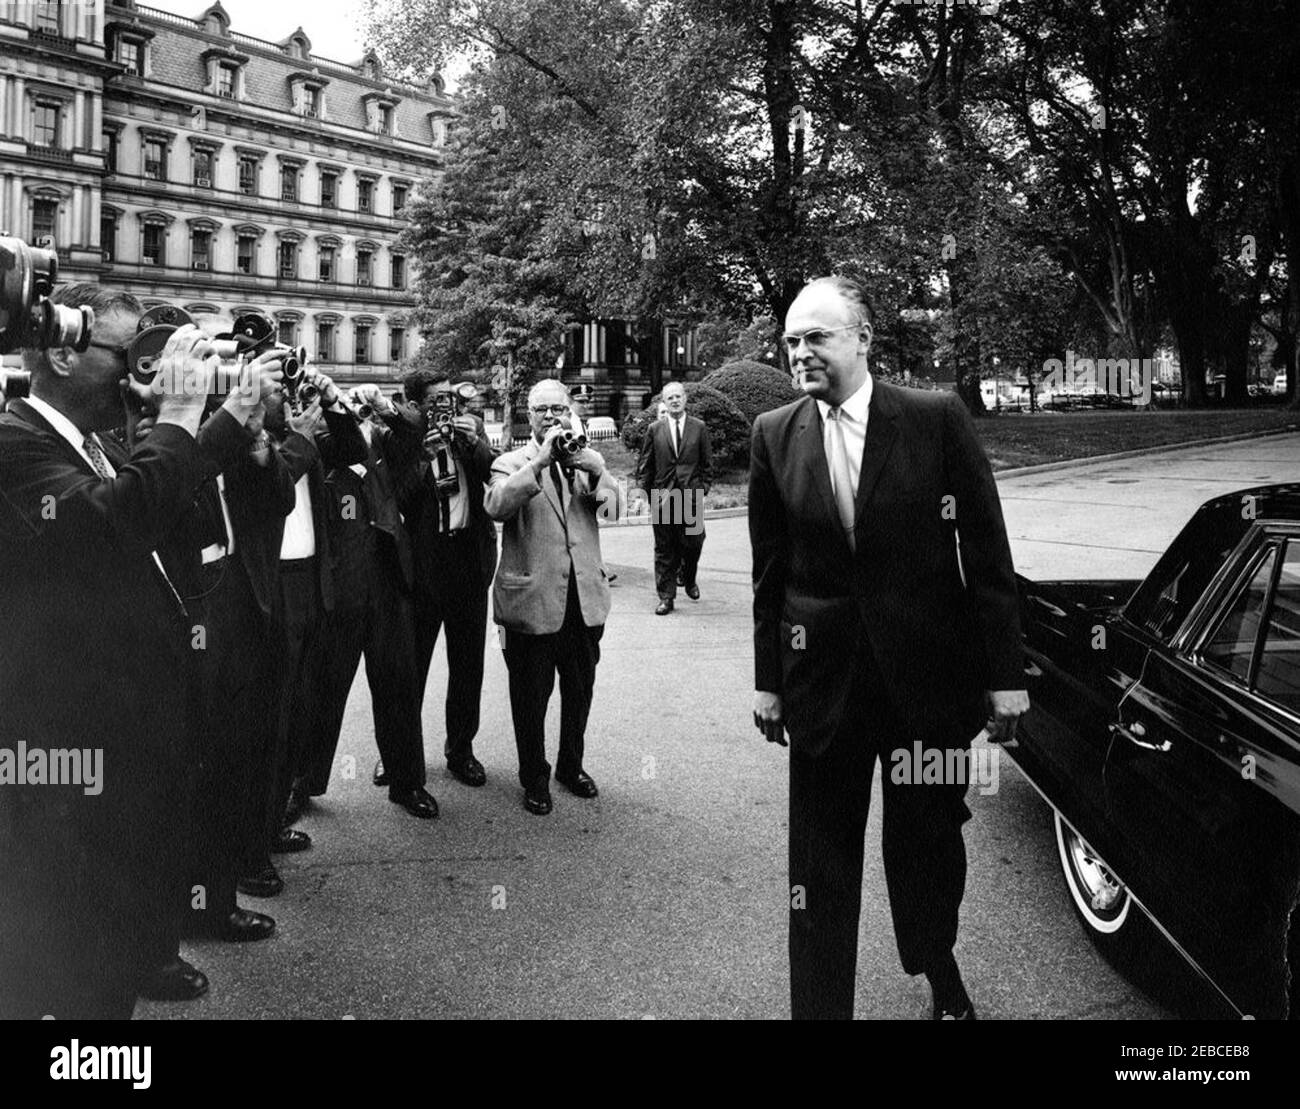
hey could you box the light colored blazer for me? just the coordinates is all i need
[485,436,620,634]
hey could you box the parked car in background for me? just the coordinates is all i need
[1012,484,1300,1019]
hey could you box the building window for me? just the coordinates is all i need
[103,129,118,173]
[389,327,404,363]
[100,215,116,261]
[355,325,371,364]
[392,184,407,214]
[391,254,406,290]
[33,101,60,148]
[143,138,166,181]
[117,38,144,76]
[238,156,258,196]
[378,104,392,133]
[277,318,299,346]
[319,245,335,283]
[357,179,373,214]
[320,172,337,209]
[356,249,373,286]
[34,0,60,33]
[316,321,335,362]
[193,150,213,188]
[217,64,236,98]
[281,165,299,202]
[191,229,212,270]
[236,235,255,275]
[32,199,57,244]
[142,224,164,267]
[279,240,298,279]
[303,87,320,118]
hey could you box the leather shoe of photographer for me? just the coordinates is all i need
[219,908,276,943]
[447,754,486,787]
[685,583,700,600]
[524,776,553,815]
[139,958,209,1002]
[372,758,389,787]
[272,827,312,854]
[238,864,284,898]
[655,599,673,615]
[555,769,598,798]
[390,785,439,819]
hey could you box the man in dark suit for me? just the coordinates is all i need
[401,371,498,789]
[0,289,223,1018]
[485,380,620,814]
[749,275,1028,1021]
[637,381,712,615]
[298,386,437,818]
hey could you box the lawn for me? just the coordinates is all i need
[592,406,1300,512]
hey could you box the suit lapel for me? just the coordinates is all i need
[855,381,899,522]
[10,399,98,478]
[526,437,566,526]
[795,398,840,537]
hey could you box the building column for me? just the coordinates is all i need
[90,93,102,152]
[72,92,85,151]
[70,186,84,247]
[12,77,26,138]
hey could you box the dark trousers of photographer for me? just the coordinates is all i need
[189,557,279,922]
[263,559,323,852]
[502,575,604,787]
[414,531,488,764]
[300,524,426,795]
[651,486,706,600]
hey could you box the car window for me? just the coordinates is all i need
[1255,541,1300,713]
[1201,547,1276,682]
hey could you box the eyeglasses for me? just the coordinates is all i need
[781,324,861,353]
[87,340,130,362]
[530,404,571,416]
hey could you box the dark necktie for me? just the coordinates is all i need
[82,433,113,480]
[549,461,568,510]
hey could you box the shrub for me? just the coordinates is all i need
[620,382,752,470]
[702,359,801,424]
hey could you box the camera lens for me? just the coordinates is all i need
[37,302,93,352]
[0,369,32,400]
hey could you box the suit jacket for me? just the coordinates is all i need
[637,413,713,496]
[749,383,1024,755]
[400,415,498,591]
[323,414,420,592]
[0,399,214,993]
[271,407,368,613]
[485,437,619,635]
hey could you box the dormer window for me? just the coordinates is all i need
[107,23,156,76]
[117,38,143,75]
[33,0,60,34]
[202,47,248,100]
[364,91,400,136]
[304,86,320,118]
[217,65,236,97]
[288,72,330,121]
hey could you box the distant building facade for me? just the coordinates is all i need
[2,0,452,384]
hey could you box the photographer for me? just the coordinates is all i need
[294,385,438,819]
[0,285,225,1019]
[245,371,366,892]
[485,380,621,815]
[396,370,499,791]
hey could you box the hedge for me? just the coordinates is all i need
[701,359,802,424]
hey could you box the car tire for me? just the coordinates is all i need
[1053,810,1141,952]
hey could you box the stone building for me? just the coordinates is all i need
[2,0,452,385]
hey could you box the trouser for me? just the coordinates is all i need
[413,531,488,763]
[301,534,425,794]
[651,490,705,600]
[788,649,972,1020]
[262,558,323,856]
[189,556,277,919]
[502,576,604,787]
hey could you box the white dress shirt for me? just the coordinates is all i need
[200,473,236,565]
[280,474,317,558]
[815,373,872,502]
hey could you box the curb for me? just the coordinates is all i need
[598,423,1299,525]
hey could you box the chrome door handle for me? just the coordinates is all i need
[1109,720,1172,753]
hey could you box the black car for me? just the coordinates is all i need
[1013,483,1300,1019]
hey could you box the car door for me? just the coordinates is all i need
[1102,530,1300,1016]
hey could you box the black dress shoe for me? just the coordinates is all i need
[283,785,310,826]
[373,758,388,787]
[139,958,209,1002]
[272,827,312,853]
[555,769,599,798]
[390,785,439,818]
[237,863,284,898]
[447,754,486,787]
[219,907,276,942]
[655,599,674,615]
[932,994,977,1020]
[685,583,700,600]
[524,776,553,815]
